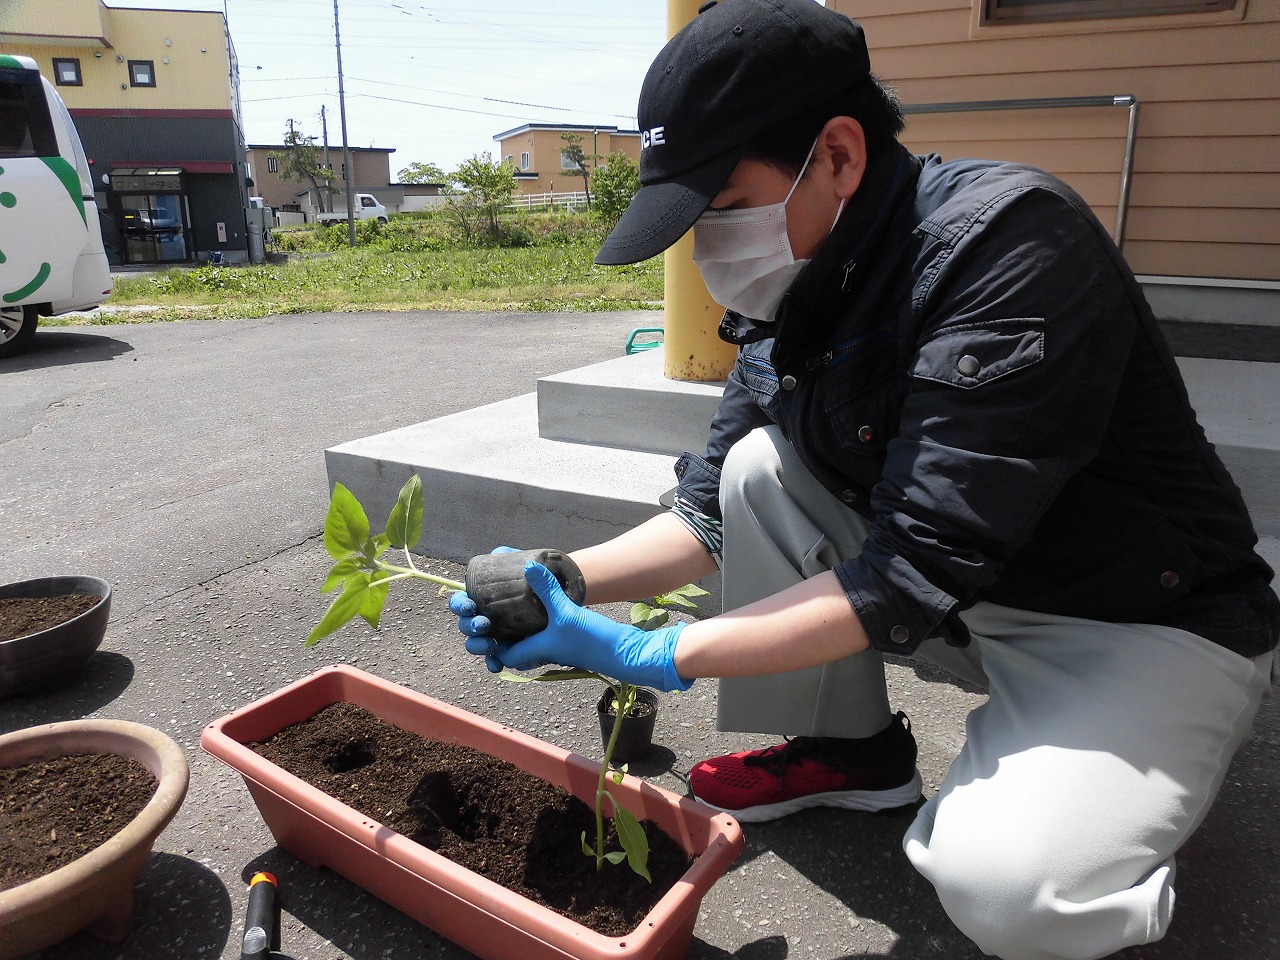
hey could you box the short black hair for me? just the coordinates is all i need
[742,74,904,176]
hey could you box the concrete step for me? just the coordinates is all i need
[536,347,722,457]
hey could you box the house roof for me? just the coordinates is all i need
[246,144,396,153]
[492,122,639,142]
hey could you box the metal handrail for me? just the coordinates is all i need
[903,94,1140,248]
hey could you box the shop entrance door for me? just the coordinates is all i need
[118,192,188,263]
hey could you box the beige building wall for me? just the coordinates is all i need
[0,4,232,112]
[495,126,641,196]
[830,0,1280,281]
[0,0,107,43]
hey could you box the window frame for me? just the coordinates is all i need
[52,57,82,87]
[266,155,278,174]
[520,151,530,170]
[128,59,156,88]
[981,0,1238,25]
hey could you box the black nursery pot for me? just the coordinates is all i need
[597,686,659,765]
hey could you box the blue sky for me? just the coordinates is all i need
[119,0,668,177]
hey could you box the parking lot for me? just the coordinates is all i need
[1,312,1276,960]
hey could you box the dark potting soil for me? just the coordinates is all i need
[0,753,156,891]
[251,701,694,937]
[0,593,100,642]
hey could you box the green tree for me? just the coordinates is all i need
[592,151,640,224]
[560,132,593,210]
[397,161,450,185]
[446,152,517,241]
[271,126,336,212]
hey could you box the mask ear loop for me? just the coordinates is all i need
[781,135,822,206]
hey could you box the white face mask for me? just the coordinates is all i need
[692,138,844,322]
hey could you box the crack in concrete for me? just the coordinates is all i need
[115,531,325,627]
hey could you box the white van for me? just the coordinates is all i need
[0,55,111,358]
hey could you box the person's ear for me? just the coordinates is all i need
[820,116,867,199]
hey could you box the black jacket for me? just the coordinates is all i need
[673,144,1279,659]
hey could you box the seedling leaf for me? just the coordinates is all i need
[306,572,372,646]
[630,602,668,631]
[581,831,595,857]
[324,484,371,559]
[359,571,391,628]
[386,475,423,549]
[654,583,710,610]
[613,804,651,882]
[321,555,366,593]
[498,668,603,684]
[604,851,628,865]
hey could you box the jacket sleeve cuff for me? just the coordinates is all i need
[834,552,971,654]
[673,453,723,521]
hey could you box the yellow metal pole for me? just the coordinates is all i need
[663,0,737,383]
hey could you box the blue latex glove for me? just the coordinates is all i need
[462,561,693,692]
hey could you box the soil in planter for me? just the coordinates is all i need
[0,594,100,642]
[251,702,694,937]
[0,753,156,890]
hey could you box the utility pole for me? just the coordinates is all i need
[333,0,356,246]
[320,105,332,213]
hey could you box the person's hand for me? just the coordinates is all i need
[489,561,693,692]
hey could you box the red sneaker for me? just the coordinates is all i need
[690,712,921,822]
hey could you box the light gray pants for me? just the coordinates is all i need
[716,426,1274,960]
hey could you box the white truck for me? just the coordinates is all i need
[0,55,112,358]
[315,193,388,226]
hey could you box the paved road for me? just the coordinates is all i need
[0,313,1275,960]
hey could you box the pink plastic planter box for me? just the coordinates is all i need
[201,665,744,960]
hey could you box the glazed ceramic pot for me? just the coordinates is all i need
[0,575,112,697]
[202,665,743,960]
[0,719,190,959]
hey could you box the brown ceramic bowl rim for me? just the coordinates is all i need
[0,576,112,646]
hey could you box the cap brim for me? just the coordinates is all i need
[594,149,744,266]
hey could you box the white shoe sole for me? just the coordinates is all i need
[693,768,923,823]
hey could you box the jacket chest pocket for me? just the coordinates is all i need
[910,318,1044,390]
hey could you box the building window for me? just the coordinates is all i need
[267,155,278,173]
[52,58,82,86]
[520,151,530,170]
[128,60,156,87]
[982,0,1237,24]
[560,150,582,171]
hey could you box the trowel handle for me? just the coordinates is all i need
[241,871,278,960]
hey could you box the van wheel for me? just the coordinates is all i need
[377,217,388,225]
[0,305,38,358]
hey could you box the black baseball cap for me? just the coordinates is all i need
[595,0,871,266]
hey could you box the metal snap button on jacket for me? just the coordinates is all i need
[1160,570,1180,589]
[957,354,981,377]
[840,489,858,504]
[858,425,874,443]
[780,374,797,390]
[889,624,910,644]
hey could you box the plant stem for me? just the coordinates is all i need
[593,681,633,870]
[374,561,463,593]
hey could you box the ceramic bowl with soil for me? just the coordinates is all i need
[0,719,190,960]
[0,576,112,697]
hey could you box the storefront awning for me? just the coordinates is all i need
[111,162,234,175]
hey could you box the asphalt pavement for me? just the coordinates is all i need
[0,312,1275,960]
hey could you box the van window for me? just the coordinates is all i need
[0,68,56,159]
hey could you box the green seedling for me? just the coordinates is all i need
[306,474,706,882]
[500,582,707,880]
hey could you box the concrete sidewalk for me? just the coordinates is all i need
[0,310,1276,960]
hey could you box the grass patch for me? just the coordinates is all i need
[76,225,663,325]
